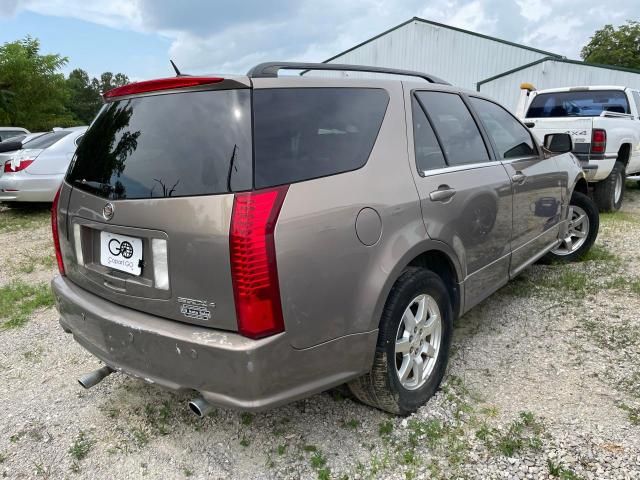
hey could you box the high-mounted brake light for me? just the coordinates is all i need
[51,186,65,276]
[103,76,224,99]
[591,129,607,154]
[4,159,34,173]
[230,186,288,339]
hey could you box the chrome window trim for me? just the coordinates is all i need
[419,160,501,177]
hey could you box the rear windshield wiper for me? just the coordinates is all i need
[74,179,114,194]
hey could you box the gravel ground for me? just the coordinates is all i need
[1,186,639,479]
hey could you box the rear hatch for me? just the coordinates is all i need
[63,78,253,331]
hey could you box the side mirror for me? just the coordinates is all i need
[543,133,573,154]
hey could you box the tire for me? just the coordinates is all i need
[593,160,625,212]
[542,191,599,263]
[348,267,453,415]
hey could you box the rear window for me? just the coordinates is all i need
[253,88,389,189]
[0,130,27,142]
[24,131,71,150]
[67,89,252,200]
[526,90,630,118]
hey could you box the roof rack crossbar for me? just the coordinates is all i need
[246,62,450,85]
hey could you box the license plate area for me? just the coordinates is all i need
[100,231,143,276]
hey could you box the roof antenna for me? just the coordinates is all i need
[170,59,182,76]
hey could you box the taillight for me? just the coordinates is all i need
[103,76,224,99]
[591,129,607,154]
[51,186,65,276]
[4,159,34,173]
[230,186,288,339]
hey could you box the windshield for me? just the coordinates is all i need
[66,89,252,200]
[526,90,630,118]
[23,131,72,149]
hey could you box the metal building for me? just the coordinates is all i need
[312,17,640,112]
[478,57,640,110]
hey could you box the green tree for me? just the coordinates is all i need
[581,21,640,70]
[66,68,102,125]
[0,36,74,130]
[66,69,130,124]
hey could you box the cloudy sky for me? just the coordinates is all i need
[0,0,637,79]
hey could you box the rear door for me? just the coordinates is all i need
[406,89,513,311]
[469,96,563,275]
[63,82,253,331]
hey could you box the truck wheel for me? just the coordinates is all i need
[593,161,625,212]
[348,268,452,415]
[544,191,599,263]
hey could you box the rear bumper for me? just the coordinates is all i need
[52,275,377,411]
[0,172,61,202]
[575,155,617,182]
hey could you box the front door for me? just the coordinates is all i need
[407,89,513,311]
[468,96,563,275]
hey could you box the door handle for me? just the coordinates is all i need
[512,173,526,184]
[429,187,457,202]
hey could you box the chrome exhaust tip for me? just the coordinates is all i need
[78,366,114,389]
[188,397,213,417]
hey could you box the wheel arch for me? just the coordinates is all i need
[618,143,632,168]
[372,240,464,332]
[572,176,589,197]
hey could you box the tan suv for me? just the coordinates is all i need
[51,62,598,415]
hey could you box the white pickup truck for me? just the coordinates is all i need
[516,85,640,211]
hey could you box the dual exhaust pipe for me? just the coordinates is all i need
[78,365,212,417]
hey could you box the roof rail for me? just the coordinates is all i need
[246,62,450,85]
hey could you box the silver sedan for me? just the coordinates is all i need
[0,127,87,203]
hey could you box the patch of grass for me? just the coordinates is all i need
[0,452,6,463]
[17,253,55,274]
[580,318,639,351]
[408,418,446,448]
[239,436,250,447]
[546,270,589,297]
[310,451,327,469]
[476,411,544,457]
[277,444,286,455]
[131,428,149,447]
[617,403,640,426]
[182,467,194,477]
[500,273,536,298]
[600,211,639,225]
[22,346,44,363]
[547,459,584,479]
[143,401,173,435]
[378,420,393,436]
[69,431,94,461]
[342,418,359,430]
[240,412,253,426]
[581,244,619,264]
[0,207,50,233]
[317,468,331,480]
[0,282,55,329]
[479,405,499,418]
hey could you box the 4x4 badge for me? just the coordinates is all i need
[103,203,114,221]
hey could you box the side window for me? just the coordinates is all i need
[411,96,446,172]
[253,88,389,189]
[470,97,537,159]
[632,91,640,118]
[415,91,490,166]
